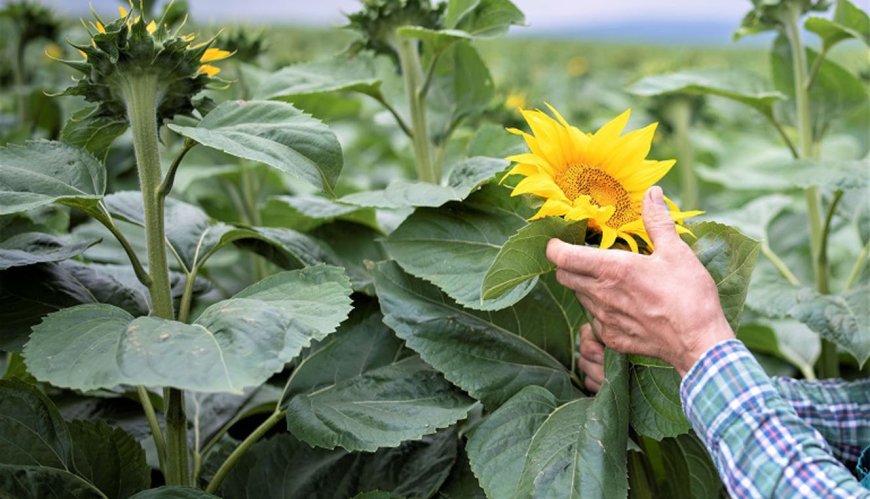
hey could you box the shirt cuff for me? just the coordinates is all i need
[680,339,777,446]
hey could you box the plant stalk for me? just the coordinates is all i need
[667,98,699,210]
[396,37,437,183]
[136,386,167,471]
[845,240,869,291]
[206,410,286,494]
[122,73,189,484]
[13,36,28,125]
[782,5,838,378]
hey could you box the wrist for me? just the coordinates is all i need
[674,321,735,377]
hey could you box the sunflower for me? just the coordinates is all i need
[504,105,701,253]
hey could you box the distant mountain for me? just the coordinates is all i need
[520,20,775,46]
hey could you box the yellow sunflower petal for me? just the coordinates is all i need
[589,109,631,153]
[619,232,640,253]
[198,64,221,77]
[621,159,675,190]
[606,122,658,179]
[505,153,554,176]
[530,198,572,220]
[146,20,157,33]
[118,6,128,17]
[201,47,232,63]
[599,227,618,249]
[95,21,106,33]
[501,162,540,182]
[512,174,568,201]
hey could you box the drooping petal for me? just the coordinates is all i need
[200,47,232,63]
[511,174,568,201]
[198,64,220,77]
[599,226,618,249]
[530,198,572,220]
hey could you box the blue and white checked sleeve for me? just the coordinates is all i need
[680,339,870,498]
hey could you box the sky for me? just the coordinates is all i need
[30,0,750,29]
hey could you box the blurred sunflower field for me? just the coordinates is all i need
[0,0,867,497]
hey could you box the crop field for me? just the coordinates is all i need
[0,0,867,498]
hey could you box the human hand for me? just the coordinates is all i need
[577,323,605,393]
[547,186,735,377]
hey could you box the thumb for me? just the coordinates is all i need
[642,186,679,250]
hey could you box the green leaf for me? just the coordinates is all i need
[790,286,870,367]
[467,123,527,158]
[482,218,586,300]
[311,221,388,295]
[374,261,580,408]
[771,35,869,141]
[0,140,105,216]
[628,68,787,118]
[689,222,760,330]
[24,265,353,392]
[340,156,507,209]
[436,448,486,498]
[737,320,820,379]
[255,55,383,100]
[219,430,458,499]
[660,433,723,499]
[282,312,473,452]
[0,261,151,351]
[385,186,535,310]
[61,107,128,160]
[629,358,690,440]
[696,159,868,192]
[0,465,105,499]
[129,487,221,498]
[262,194,378,232]
[167,100,343,195]
[0,379,71,468]
[466,386,560,498]
[805,0,869,51]
[0,232,99,270]
[468,350,629,499]
[429,42,494,140]
[445,0,525,37]
[396,26,473,54]
[707,194,793,241]
[68,420,150,499]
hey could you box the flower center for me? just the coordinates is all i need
[556,165,636,227]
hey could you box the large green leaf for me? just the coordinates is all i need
[341,157,507,209]
[660,433,723,499]
[281,312,473,452]
[219,430,458,499]
[68,420,150,499]
[24,265,353,392]
[428,42,494,140]
[385,186,535,310]
[628,357,690,440]
[738,320,820,380]
[255,55,383,100]
[311,221,388,295]
[167,100,343,195]
[0,232,99,270]
[628,68,786,118]
[0,465,105,499]
[0,261,152,351]
[468,350,629,499]
[262,194,378,232]
[689,222,760,331]
[805,0,869,51]
[374,261,580,408]
[481,218,586,300]
[696,158,868,192]
[0,140,105,216]
[61,106,128,160]
[771,35,869,141]
[0,379,71,468]
[444,0,525,37]
[129,487,220,498]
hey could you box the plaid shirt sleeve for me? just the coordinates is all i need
[680,339,870,498]
[771,375,870,466]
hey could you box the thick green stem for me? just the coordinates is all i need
[136,386,166,472]
[206,410,286,494]
[396,38,437,183]
[782,6,838,378]
[122,73,189,484]
[667,98,699,210]
[845,240,869,291]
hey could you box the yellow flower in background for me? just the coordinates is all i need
[44,42,63,60]
[506,93,527,111]
[504,106,701,252]
[566,56,588,77]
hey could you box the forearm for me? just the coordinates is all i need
[771,376,870,466]
[681,340,869,498]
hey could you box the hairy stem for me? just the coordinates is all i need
[206,410,286,494]
[122,73,189,484]
[396,37,437,183]
[667,98,699,210]
[782,5,837,378]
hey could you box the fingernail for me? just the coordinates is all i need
[592,352,603,364]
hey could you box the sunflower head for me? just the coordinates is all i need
[346,0,446,60]
[503,105,702,253]
[736,0,830,38]
[221,27,268,63]
[55,5,231,126]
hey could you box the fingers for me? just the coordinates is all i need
[578,322,605,394]
[546,239,625,277]
[642,186,679,251]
